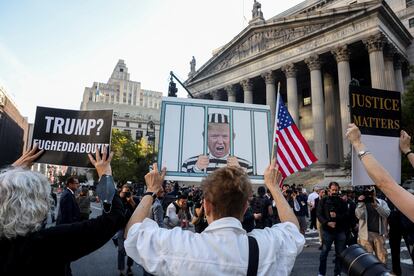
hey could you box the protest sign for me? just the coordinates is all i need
[158,97,272,183]
[32,106,113,168]
[350,85,401,186]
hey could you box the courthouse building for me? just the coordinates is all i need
[185,0,413,173]
[81,59,162,148]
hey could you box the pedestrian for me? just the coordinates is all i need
[77,187,91,221]
[314,189,326,249]
[294,187,308,235]
[56,176,81,275]
[149,188,165,227]
[124,159,304,275]
[307,187,320,230]
[117,184,139,276]
[317,182,348,276]
[251,186,273,229]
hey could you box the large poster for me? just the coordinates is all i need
[32,106,113,168]
[349,85,401,186]
[158,97,272,183]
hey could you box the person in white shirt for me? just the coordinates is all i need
[307,187,320,230]
[124,159,305,276]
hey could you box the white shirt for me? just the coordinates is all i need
[125,217,305,276]
[307,191,319,207]
[166,202,179,227]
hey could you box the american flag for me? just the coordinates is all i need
[274,93,317,180]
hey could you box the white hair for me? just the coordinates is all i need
[0,167,51,239]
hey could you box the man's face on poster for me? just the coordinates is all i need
[207,123,230,158]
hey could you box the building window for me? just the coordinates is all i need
[113,120,117,126]
[125,113,130,118]
[136,130,143,140]
[410,18,414,28]
[408,0,414,7]
[120,68,124,72]
[126,121,129,127]
[138,123,142,128]
[124,129,131,137]
[302,88,311,106]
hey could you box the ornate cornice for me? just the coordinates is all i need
[363,33,387,54]
[282,63,297,78]
[261,71,276,84]
[305,55,321,71]
[331,45,350,63]
[240,79,254,91]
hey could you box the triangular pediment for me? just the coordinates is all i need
[186,1,382,83]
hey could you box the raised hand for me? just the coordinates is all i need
[144,163,166,193]
[88,145,113,178]
[264,158,283,190]
[12,144,44,168]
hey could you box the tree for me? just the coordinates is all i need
[401,70,414,182]
[110,129,155,185]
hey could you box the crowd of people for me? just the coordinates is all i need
[0,124,414,276]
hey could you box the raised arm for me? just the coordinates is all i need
[400,130,414,168]
[346,124,414,222]
[264,158,300,229]
[125,163,166,237]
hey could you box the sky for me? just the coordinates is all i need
[0,0,304,123]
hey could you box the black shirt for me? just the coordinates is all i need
[366,202,380,233]
[0,194,125,276]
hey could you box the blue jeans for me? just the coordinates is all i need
[319,230,347,275]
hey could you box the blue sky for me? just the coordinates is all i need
[0,0,303,122]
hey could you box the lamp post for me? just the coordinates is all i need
[146,121,156,161]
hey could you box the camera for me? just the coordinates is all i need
[125,191,131,198]
[340,244,391,276]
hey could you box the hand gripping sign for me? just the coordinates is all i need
[32,106,113,168]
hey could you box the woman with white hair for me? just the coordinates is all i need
[0,145,125,275]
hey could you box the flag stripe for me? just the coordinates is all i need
[278,148,295,175]
[292,125,318,163]
[287,126,313,164]
[283,128,308,167]
[279,130,304,169]
[278,137,299,172]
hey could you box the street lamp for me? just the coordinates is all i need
[146,121,156,161]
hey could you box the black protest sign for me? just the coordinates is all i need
[32,107,113,167]
[349,85,401,137]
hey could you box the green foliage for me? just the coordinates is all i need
[401,71,414,182]
[110,129,156,185]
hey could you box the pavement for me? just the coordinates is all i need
[48,201,413,275]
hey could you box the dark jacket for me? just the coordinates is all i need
[317,195,348,233]
[0,194,125,276]
[56,188,81,225]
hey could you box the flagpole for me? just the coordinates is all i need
[271,82,281,160]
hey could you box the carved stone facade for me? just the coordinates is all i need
[185,0,412,171]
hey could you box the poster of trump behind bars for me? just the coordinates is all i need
[157,97,272,184]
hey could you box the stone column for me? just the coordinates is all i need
[240,79,253,104]
[211,90,222,101]
[305,55,327,164]
[282,63,299,125]
[384,44,397,91]
[332,45,351,161]
[262,71,276,128]
[323,72,339,166]
[364,33,387,89]
[225,85,237,102]
[394,55,405,94]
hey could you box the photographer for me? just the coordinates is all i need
[165,192,191,229]
[316,182,348,276]
[117,184,139,276]
[355,186,390,264]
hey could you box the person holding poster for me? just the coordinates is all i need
[181,113,253,174]
[124,160,304,275]
[0,146,126,275]
[346,124,414,222]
